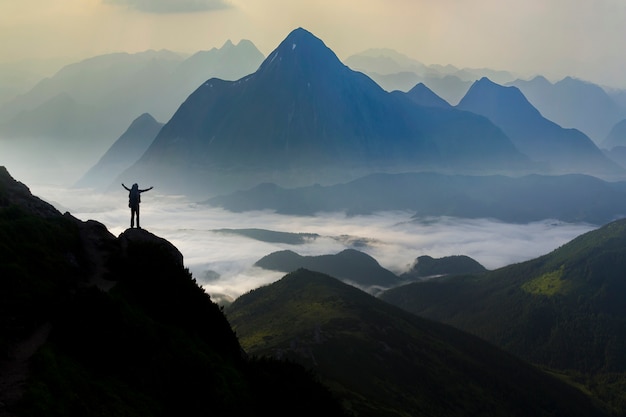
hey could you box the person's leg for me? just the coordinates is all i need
[130,207,135,228]
[136,205,140,229]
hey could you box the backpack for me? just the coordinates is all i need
[129,187,140,207]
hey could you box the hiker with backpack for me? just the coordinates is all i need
[122,183,153,229]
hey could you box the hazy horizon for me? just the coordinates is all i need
[2,0,626,89]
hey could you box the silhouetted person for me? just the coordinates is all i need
[122,183,153,229]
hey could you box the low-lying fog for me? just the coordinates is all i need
[27,182,597,304]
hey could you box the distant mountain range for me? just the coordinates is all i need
[509,76,626,143]
[0,41,264,183]
[71,28,624,199]
[603,118,626,149]
[5,27,626,191]
[74,113,163,189]
[120,28,528,196]
[0,41,263,132]
[344,48,516,104]
[206,172,626,224]
[457,77,621,174]
[403,82,452,108]
[345,49,626,143]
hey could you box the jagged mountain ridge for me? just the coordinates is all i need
[457,77,622,175]
[344,48,516,99]
[509,76,625,143]
[121,27,528,196]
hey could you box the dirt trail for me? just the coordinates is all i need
[0,323,52,416]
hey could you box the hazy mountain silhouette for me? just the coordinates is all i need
[0,43,263,131]
[605,146,626,170]
[254,248,401,290]
[344,48,516,100]
[121,27,528,196]
[0,59,61,107]
[227,268,608,417]
[0,43,264,184]
[0,50,181,130]
[0,92,117,181]
[457,77,622,175]
[0,92,102,138]
[0,92,113,156]
[212,228,320,244]
[206,172,626,224]
[343,48,430,76]
[608,88,626,114]
[510,76,625,143]
[171,39,264,97]
[603,118,626,150]
[381,217,626,415]
[402,82,452,108]
[416,74,474,105]
[74,113,163,189]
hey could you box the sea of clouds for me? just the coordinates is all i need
[27,182,597,304]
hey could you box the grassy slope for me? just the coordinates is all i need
[227,268,608,417]
[380,218,626,415]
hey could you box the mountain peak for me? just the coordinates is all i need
[477,76,496,84]
[283,27,318,44]
[530,75,552,85]
[131,112,158,126]
[405,82,452,108]
[221,39,235,49]
[461,77,529,104]
[257,27,344,76]
[473,76,506,89]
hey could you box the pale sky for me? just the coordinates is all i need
[2,0,626,88]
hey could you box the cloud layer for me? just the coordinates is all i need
[103,0,231,13]
[32,184,597,304]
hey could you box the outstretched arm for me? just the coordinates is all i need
[122,183,131,191]
[139,186,154,193]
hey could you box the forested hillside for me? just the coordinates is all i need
[381,218,626,414]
